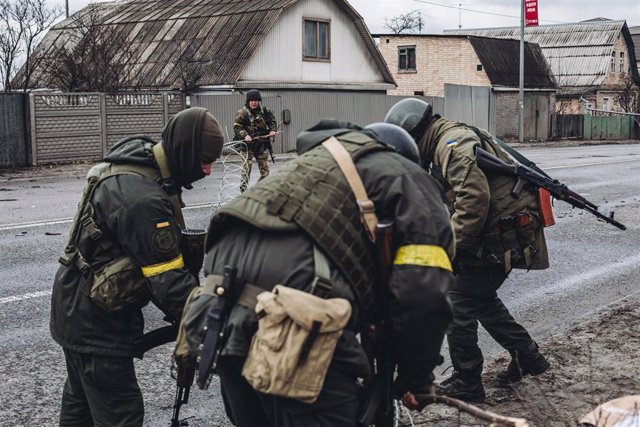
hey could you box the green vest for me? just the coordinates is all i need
[208,132,389,312]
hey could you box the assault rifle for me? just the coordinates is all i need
[358,222,395,427]
[134,228,206,426]
[475,147,626,231]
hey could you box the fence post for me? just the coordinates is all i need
[29,93,38,166]
[163,93,169,126]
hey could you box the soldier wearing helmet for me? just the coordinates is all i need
[385,98,550,403]
[233,89,278,192]
[175,119,455,426]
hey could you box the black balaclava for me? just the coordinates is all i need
[161,107,209,189]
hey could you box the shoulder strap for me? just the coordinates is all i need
[321,136,378,243]
[152,143,186,229]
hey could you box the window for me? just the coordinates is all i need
[303,19,330,60]
[620,52,625,73]
[603,97,610,111]
[398,46,416,71]
[610,52,616,72]
[414,90,424,96]
[477,64,483,71]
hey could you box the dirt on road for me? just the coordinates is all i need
[411,296,640,427]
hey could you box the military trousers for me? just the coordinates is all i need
[447,264,537,378]
[59,348,144,427]
[217,356,359,427]
[240,149,270,193]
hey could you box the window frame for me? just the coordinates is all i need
[302,17,331,62]
[610,52,616,73]
[398,45,416,72]
[620,52,625,73]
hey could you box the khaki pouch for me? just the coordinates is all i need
[242,285,351,403]
[89,256,151,311]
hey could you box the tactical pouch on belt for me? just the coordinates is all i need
[241,284,351,403]
[483,212,539,270]
[88,255,151,311]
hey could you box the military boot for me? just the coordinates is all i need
[436,371,486,403]
[496,344,550,384]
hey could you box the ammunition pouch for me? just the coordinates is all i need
[87,255,151,311]
[241,284,351,403]
[482,212,539,271]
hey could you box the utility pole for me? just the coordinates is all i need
[458,3,462,29]
[519,0,524,142]
[65,0,69,18]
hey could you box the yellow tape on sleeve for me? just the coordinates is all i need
[394,245,452,272]
[141,254,185,277]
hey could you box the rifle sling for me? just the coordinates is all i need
[152,143,186,229]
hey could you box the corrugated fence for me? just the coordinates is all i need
[0,94,28,168]
[192,92,444,153]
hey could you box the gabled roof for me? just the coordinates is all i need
[446,20,640,96]
[468,36,557,89]
[23,0,393,90]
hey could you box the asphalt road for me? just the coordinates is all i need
[1,144,639,426]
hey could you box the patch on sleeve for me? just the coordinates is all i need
[446,139,458,147]
[151,228,178,254]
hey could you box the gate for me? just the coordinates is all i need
[0,94,28,168]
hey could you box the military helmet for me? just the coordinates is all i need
[384,98,433,141]
[365,122,420,164]
[246,89,262,102]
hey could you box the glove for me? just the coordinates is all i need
[400,385,437,411]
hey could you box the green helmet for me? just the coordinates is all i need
[384,98,433,141]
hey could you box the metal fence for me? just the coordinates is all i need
[444,84,495,135]
[192,92,444,153]
[0,94,28,168]
[552,114,584,139]
[29,92,185,165]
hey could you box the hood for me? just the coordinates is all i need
[161,107,209,189]
[296,119,363,154]
[104,135,157,167]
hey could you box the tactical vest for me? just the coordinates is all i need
[208,132,388,313]
[58,143,185,310]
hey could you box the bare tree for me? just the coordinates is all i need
[176,43,209,95]
[39,8,134,92]
[384,10,423,34]
[614,73,640,114]
[0,0,61,92]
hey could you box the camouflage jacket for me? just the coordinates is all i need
[233,104,277,142]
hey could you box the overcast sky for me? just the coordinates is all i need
[52,0,640,34]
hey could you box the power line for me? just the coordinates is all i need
[412,0,566,24]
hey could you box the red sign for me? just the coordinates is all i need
[525,0,539,27]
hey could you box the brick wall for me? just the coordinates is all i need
[494,93,519,139]
[378,36,491,97]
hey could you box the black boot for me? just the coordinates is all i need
[436,371,486,403]
[496,345,550,384]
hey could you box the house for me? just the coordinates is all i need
[22,0,395,93]
[17,0,414,156]
[375,34,557,140]
[446,19,640,114]
[630,25,640,73]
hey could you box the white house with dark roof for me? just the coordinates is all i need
[20,0,395,93]
[446,19,640,114]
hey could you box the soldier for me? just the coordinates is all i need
[385,98,551,403]
[188,120,455,426]
[233,89,278,192]
[50,108,224,426]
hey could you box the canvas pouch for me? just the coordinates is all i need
[241,284,351,403]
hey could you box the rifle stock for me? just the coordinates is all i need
[475,148,626,231]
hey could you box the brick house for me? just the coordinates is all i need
[447,19,640,114]
[375,34,557,139]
